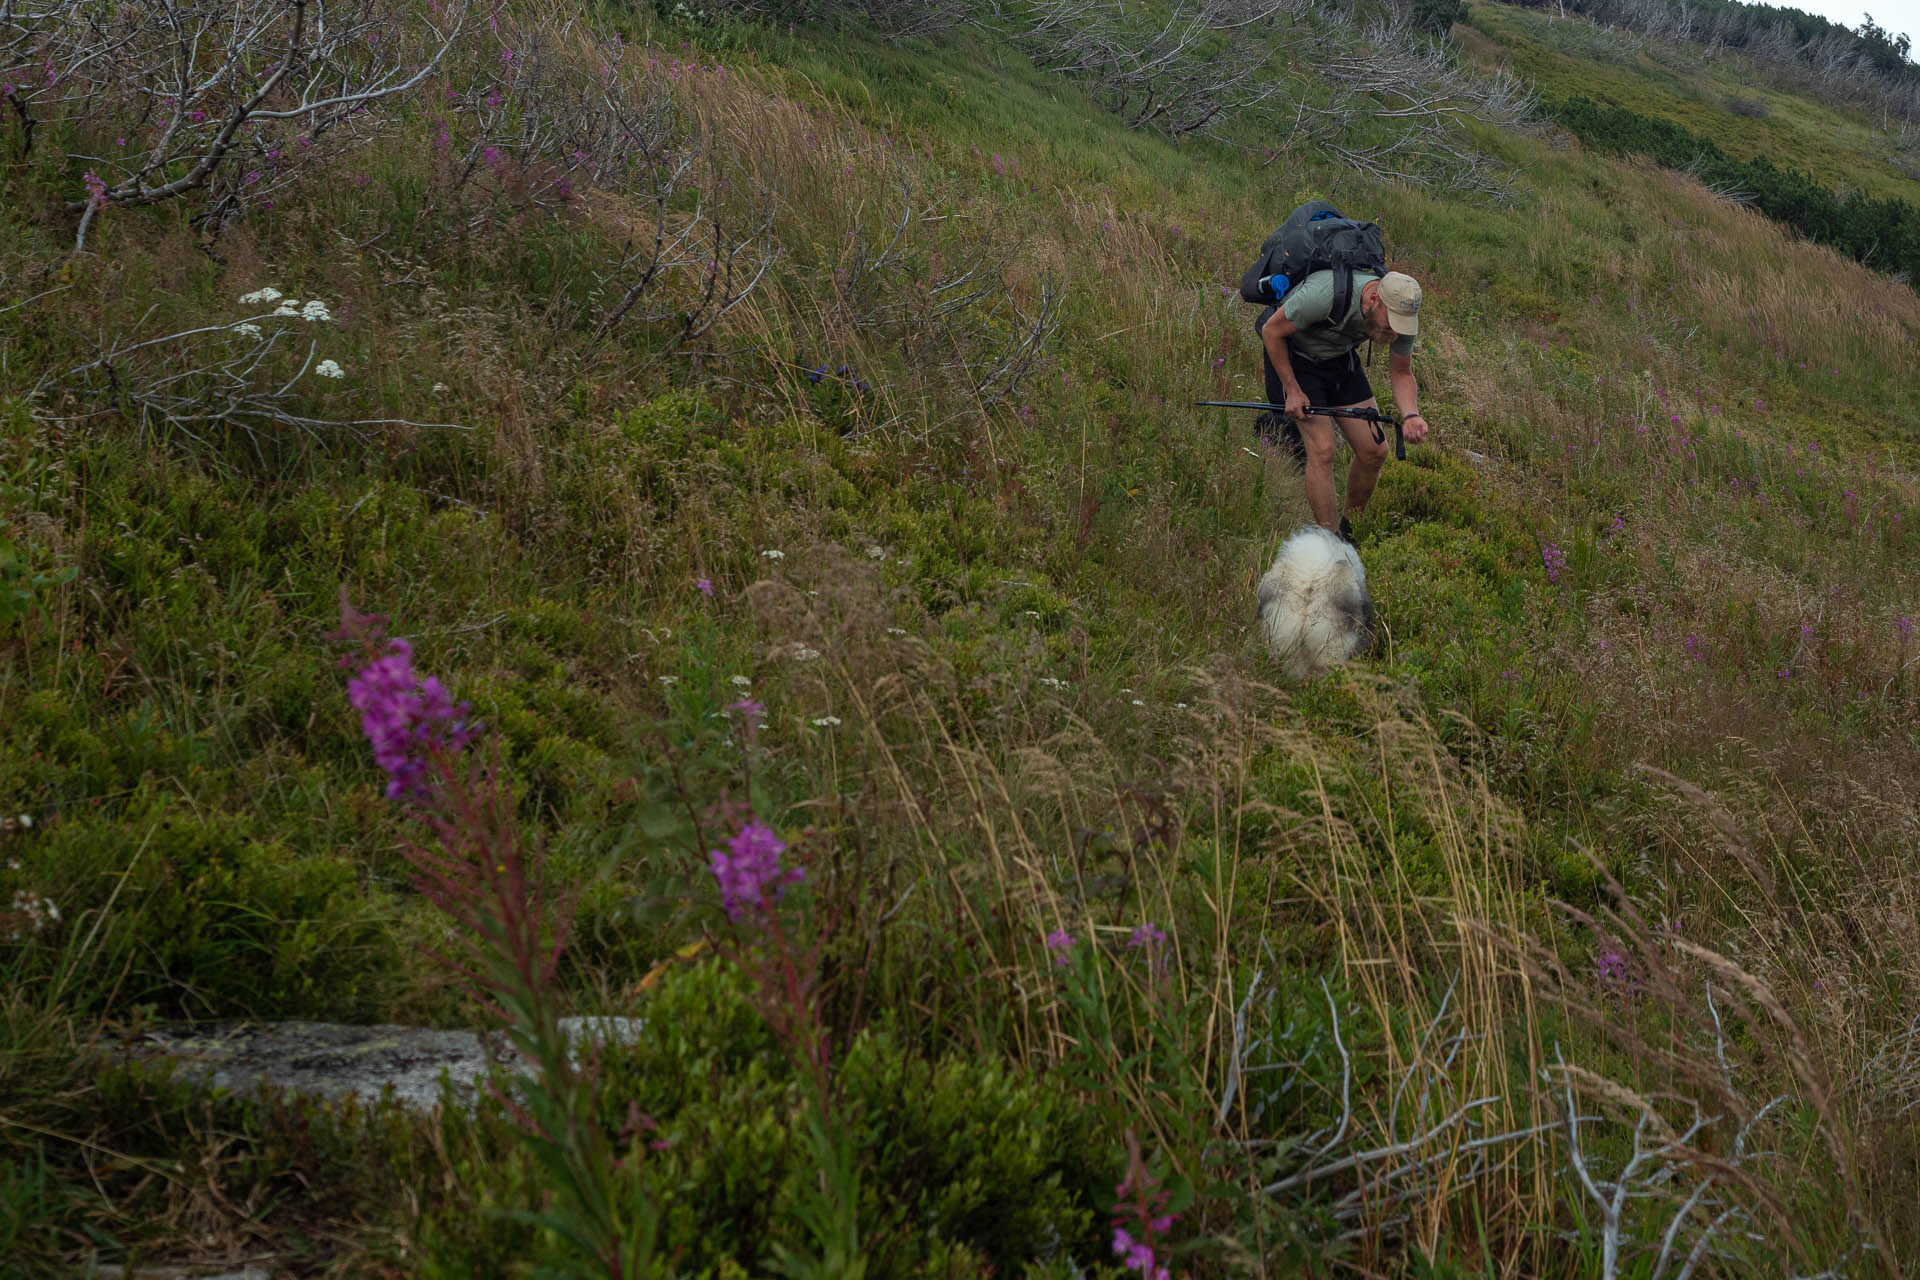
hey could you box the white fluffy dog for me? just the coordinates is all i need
[1256,526,1375,680]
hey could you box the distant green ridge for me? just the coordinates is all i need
[1550,95,1920,284]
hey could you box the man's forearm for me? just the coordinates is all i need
[1390,366,1420,417]
[1264,331,1304,399]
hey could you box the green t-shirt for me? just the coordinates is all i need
[1279,270,1416,363]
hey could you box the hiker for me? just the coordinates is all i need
[1256,270,1428,541]
[1238,201,1429,543]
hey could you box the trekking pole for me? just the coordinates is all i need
[1194,400,1406,461]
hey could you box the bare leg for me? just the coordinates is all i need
[1332,398,1390,518]
[1295,413,1342,529]
[1297,398,1391,528]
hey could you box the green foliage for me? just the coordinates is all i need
[1500,0,1920,86]
[8,789,399,1020]
[1550,95,1920,282]
[1412,0,1470,36]
[419,961,1107,1276]
[0,514,73,634]
[2,0,1917,1270]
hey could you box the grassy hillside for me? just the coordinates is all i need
[3,0,1918,1274]
[1461,2,1920,201]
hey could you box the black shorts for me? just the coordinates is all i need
[1255,306,1373,410]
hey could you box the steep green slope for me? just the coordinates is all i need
[2,1,1918,1275]
[1464,1,1920,201]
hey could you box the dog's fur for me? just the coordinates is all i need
[1256,525,1375,680]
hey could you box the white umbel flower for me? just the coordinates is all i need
[238,286,283,304]
[314,359,345,379]
[791,645,821,661]
[811,716,841,727]
[231,322,263,338]
[760,549,785,560]
[300,299,333,322]
[730,674,752,688]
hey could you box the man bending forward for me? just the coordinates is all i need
[1256,269,1430,541]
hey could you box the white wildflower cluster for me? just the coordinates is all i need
[760,549,785,561]
[730,674,752,688]
[9,890,60,939]
[231,286,345,378]
[865,546,885,560]
[791,645,821,661]
[1038,676,1070,690]
[885,627,907,636]
[811,716,841,727]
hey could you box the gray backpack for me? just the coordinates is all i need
[1240,200,1388,323]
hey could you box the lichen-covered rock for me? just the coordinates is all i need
[130,1016,648,1113]
[133,1020,505,1112]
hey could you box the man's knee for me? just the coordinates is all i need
[1301,427,1340,467]
[1351,432,1389,467]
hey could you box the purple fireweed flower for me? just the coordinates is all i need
[695,576,714,597]
[1541,541,1567,584]
[1046,929,1074,966]
[1129,922,1167,950]
[347,638,478,800]
[710,819,801,921]
[83,170,108,207]
[1112,1228,1170,1280]
[1899,617,1913,642]
[1597,949,1628,985]
[727,698,765,724]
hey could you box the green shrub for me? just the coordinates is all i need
[419,960,1109,1276]
[1549,96,1920,283]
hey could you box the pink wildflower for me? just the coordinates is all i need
[709,820,801,921]
[346,639,479,800]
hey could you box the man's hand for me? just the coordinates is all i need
[1284,386,1311,420]
[1402,412,1430,444]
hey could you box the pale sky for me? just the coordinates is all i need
[1775,0,1920,46]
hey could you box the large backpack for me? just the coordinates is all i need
[1239,201,1388,325]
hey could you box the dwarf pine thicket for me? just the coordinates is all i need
[2,0,1919,1273]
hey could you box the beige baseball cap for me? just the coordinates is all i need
[1377,271,1422,336]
